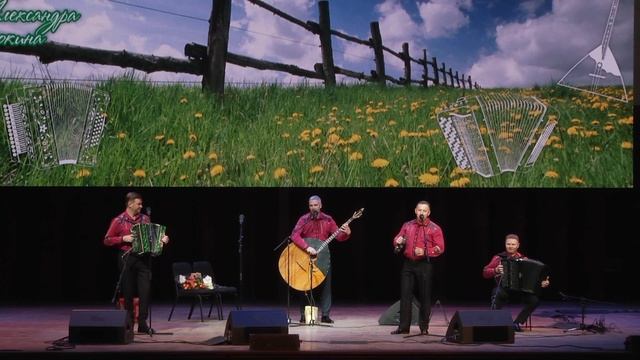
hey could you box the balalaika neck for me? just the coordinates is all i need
[316,217,355,253]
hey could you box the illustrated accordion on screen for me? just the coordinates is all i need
[131,223,166,257]
[2,83,109,167]
[500,258,547,294]
[437,94,556,177]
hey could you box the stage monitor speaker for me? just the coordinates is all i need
[378,299,420,325]
[249,334,300,351]
[224,309,288,345]
[445,310,514,344]
[69,309,133,344]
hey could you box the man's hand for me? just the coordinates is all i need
[306,247,317,256]
[122,235,134,243]
[433,245,442,254]
[495,264,504,275]
[161,235,170,245]
[541,276,550,288]
[395,236,406,245]
[414,247,425,257]
[339,224,351,235]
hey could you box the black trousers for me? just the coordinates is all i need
[299,267,332,319]
[491,286,540,324]
[119,252,152,325]
[398,259,433,331]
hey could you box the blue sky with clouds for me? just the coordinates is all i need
[0,0,634,88]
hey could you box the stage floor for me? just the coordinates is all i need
[1,302,638,359]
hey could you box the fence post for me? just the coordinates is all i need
[203,0,231,95]
[468,75,472,89]
[461,73,466,89]
[402,42,411,86]
[370,21,386,86]
[317,1,336,87]
[422,49,428,88]
[455,71,460,88]
[431,56,439,85]
[439,62,446,87]
[447,68,454,87]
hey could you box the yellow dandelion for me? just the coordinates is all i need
[569,176,585,185]
[349,152,363,161]
[450,177,471,187]
[593,146,601,151]
[621,141,633,149]
[385,178,399,187]
[552,143,564,149]
[133,169,146,178]
[419,173,440,186]
[194,112,203,119]
[310,165,324,174]
[347,134,362,143]
[591,120,600,125]
[182,150,196,159]
[618,116,633,125]
[179,175,188,181]
[399,130,409,138]
[210,164,224,177]
[371,158,390,168]
[189,133,198,142]
[567,126,580,136]
[166,138,175,145]
[154,134,165,141]
[117,132,126,139]
[254,171,265,181]
[367,129,379,138]
[299,130,311,141]
[312,128,323,137]
[429,167,439,174]
[208,152,218,160]
[179,97,188,104]
[388,119,397,126]
[327,133,340,144]
[544,170,559,179]
[603,124,614,131]
[75,168,91,179]
[246,154,256,160]
[273,167,287,179]
[570,118,582,125]
[310,139,321,147]
[450,167,473,177]
[281,133,290,139]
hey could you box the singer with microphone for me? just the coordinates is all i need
[482,234,550,332]
[104,192,169,334]
[290,195,351,324]
[390,201,444,335]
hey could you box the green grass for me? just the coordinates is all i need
[0,80,633,187]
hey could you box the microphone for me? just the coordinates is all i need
[239,214,244,224]
[310,210,318,220]
[419,214,425,222]
[394,236,405,254]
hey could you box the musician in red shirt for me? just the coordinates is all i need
[104,192,169,334]
[390,201,445,335]
[483,234,550,331]
[290,195,351,324]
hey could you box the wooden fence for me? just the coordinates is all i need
[0,0,479,95]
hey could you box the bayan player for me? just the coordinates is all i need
[289,195,352,324]
[483,234,550,331]
[104,192,169,334]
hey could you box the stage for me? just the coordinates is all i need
[1,303,638,360]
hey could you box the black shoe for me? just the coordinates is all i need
[419,327,429,335]
[320,315,334,324]
[299,316,305,323]
[137,323,154,334]
[512,322,522,332]
[390,328,409,335]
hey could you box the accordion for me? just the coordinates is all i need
[500,258,547,294]
[130,223,166,257]
[3,83,109,167]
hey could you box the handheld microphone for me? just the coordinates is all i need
[239,214,245,224]
[419,214,425,221]
[310,210,318,220]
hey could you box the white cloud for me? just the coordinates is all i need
[128,35,147,53]
[417,0,472,38]
[518,0,546,16]
[152,44,184,59]
[469,0,633,88]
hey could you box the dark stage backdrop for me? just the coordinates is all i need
[1,187,638,306]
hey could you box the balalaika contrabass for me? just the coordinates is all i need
[130,223,166,257]
[278,208,364,291]
[500,257,548,294]
[3,83,109,167]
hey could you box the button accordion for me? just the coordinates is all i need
[130,223,166,257]
[500,257,547,294]
[3,83,109,167]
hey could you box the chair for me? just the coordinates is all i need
[192,260,240,320]
[168,262,215,322]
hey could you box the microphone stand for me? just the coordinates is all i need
[238,214,244,309]
[559,292,611,333]
[273,236,299,326]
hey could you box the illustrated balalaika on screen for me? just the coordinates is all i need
[3,83,110,167]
